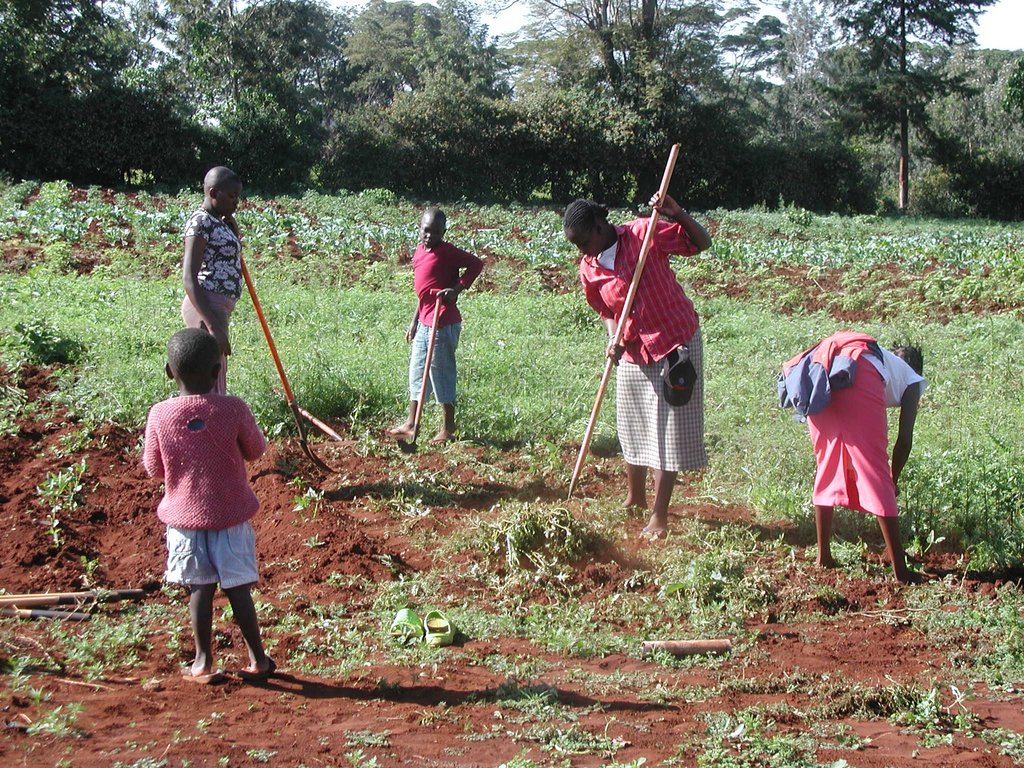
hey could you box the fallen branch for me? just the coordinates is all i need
[640,639,732,656]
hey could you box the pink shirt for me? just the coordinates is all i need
[579,219,699,364]
[413,241,484,327]
[142,393,266,530]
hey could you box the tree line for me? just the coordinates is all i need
[1,0,1022,218]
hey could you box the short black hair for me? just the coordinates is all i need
[892,344,924,375]
[167,328,221,379]
[563,200,608,234]
[203,165,240,192]
[422,207,446,229]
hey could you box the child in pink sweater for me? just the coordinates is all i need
[143,328,276,683]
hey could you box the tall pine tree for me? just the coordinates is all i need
[829,0,995,211]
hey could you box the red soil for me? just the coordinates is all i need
[1,366,1022,767]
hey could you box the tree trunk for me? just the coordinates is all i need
[898,0,909,211]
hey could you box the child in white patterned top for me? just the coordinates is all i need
[181,166,243,394]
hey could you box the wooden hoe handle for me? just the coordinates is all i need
[411,297,444,442]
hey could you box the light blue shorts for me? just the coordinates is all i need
[164,521,259,589]
[408,322,461,404]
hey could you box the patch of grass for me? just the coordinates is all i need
[980,727,1024,763]
[516,600,627,658]
[27,702,84,738]
[35,458,87,548]
[518,721,628,757]
[906,581,1024,684]
[686,709,827,768]
[6,319,85,366]
[344,729,391,748]
[560,667,683,704]
[0,376,27,435]
[47,609,151,677]
[658,523,777,632]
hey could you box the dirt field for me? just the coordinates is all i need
[1,364,1022,767]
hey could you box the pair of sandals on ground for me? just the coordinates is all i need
[389,607,456,646]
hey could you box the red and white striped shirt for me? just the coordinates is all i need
[579,219,699,364]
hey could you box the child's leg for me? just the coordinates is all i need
[877,515,911,583]
[645,469,677,533]
[428,325,458,444]
[223,585,272,673]
[188,583,218,675]
[430,402,456,444]
[391,326,432,435]
[814,505,837,568]
[625,463,647,510]
[389,401,417,436]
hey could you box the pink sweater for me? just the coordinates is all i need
[142,393,266,530]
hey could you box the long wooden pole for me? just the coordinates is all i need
[1,607,91,621]
[0,589,145,608]
[567,144,681,499]
[400,297,443,452]
[239,256,331,471]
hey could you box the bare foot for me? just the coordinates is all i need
[429,429,454,445]
[623,497,647,513]
[388,422,415,437]
[816,555,838,569]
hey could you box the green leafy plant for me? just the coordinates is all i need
[27,702,84,737]
[35,458,87,548]
[10,320,85,365]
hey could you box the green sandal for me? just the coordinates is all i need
[389,608,424,644]
[422,609,455,647]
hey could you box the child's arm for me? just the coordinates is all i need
[237,403,268,462]
[141,414,164,479]
[405,303,419,343]
[183,234,231,356]
[438,248,484,304]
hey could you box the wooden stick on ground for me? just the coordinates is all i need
[640,639,732,656]
[1,607,92,621]
[0,589,145,608]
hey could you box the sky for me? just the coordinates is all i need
[329,0,1023,51]
[972,0,1024,51]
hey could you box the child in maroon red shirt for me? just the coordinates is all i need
[143,328,275,684]
[389,207,483,444]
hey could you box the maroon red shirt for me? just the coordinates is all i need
[579,219,699,364]
[413,241,484,327]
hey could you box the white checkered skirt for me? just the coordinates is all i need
[615,327,707,472]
